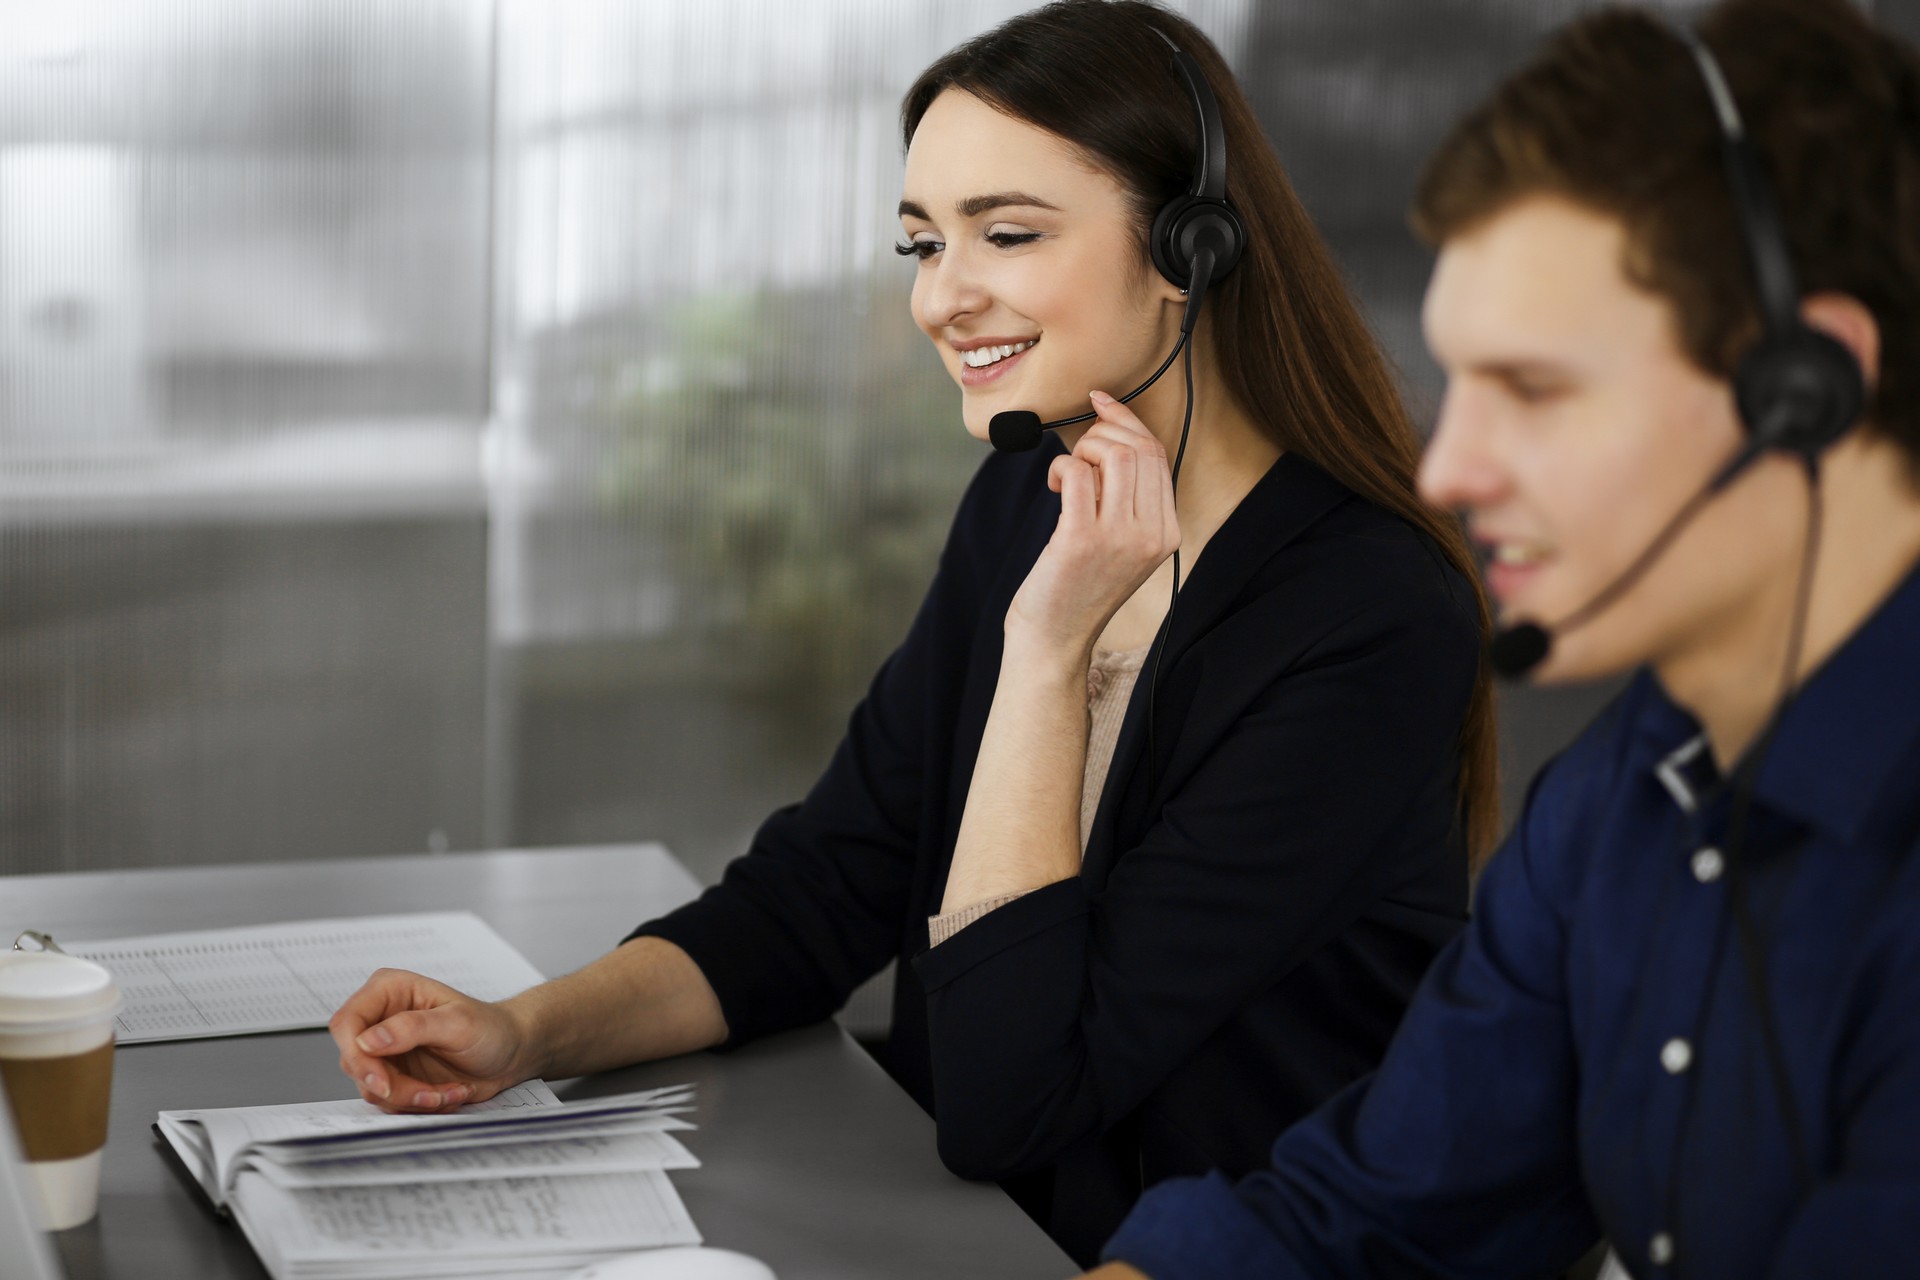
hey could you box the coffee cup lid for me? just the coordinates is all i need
[0,951,120,1026]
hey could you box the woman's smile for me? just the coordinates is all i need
[955,336,1040,387]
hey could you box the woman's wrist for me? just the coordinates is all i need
[499,987,555,1082]
[1001,615,1097,683]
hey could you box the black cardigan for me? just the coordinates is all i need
[631,439,1480,1263]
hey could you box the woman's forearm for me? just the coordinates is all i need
[504,936,729,1080]
[942,633,1091,914]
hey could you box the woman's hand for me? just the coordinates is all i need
[1008,389,1181,655]
[328,967,538,1114]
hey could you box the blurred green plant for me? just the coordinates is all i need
[603,281,982,726]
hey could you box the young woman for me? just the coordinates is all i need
[329,1,1495,1261]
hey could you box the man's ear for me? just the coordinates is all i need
[1802,293,1881,394]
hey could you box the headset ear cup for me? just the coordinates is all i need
[1150,196,1195,287]
[1733,327,1866,459]
[1151,196,1246,289]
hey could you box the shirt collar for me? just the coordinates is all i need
[1645,557,1920,845]
[1652,732,1715,815]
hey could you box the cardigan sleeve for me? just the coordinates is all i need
[912,537,1483,1180]
[626,448,1032,1047]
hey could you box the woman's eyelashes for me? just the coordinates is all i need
[893,229,1045,262]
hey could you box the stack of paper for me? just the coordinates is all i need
[157,1081,703,1280]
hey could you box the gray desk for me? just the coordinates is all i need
[3,845,1073,1280]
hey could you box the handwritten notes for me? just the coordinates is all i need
[157,1082,702,1279]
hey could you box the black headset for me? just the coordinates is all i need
[1658,21,1868,1237]
[1673,25,1864,468]
[985,29,1247,453]
[1487,24,1866,679]
[1148,36,1248,301]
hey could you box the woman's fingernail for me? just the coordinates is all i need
[414,1090,441,1108]
[1089,389,1113,404]
[357,1026,392,1052]
[363,1072,389,1099]
[445,1085,469,1106]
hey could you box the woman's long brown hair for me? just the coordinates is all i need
[903,0,1500,864]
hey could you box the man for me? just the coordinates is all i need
[1087,0,1920,1275]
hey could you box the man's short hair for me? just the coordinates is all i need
[1412,0,1920,476]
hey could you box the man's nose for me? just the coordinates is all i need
[1419,382,1512,512]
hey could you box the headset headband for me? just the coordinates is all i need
[1671,25,1804,342]
[1151,28,1228,202]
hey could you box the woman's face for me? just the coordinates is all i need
[899,89,1184,443]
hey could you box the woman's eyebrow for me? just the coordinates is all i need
[896,192,1063,221]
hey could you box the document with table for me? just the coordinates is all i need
[156,1079,703,1279]
[65,912,546,1044]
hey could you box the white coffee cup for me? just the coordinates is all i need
[0,946,121,1230]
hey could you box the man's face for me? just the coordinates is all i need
[1419,195,1805,683]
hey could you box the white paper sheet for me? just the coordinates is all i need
[250,1129,700,1187]
[159,1081,566,1202]
[67,912,547,1043]
[231,1169,702,1280]
[158,1083,698,1205]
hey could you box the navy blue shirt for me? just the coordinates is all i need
[1105,559,1920,1279]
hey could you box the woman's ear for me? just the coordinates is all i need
[1149,264,1187,307]
[1802,292,1881,393]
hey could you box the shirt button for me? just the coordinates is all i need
[1691,846,1724,883]
[1650,1232,1675,1266]
[1660,1038,1692,1074]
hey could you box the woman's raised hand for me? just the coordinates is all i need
[1008,389,1182,654]
[328,967,536,1114]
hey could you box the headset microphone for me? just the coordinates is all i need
[1488,428,1773,678]
[987,331,1188,453]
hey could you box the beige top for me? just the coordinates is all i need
[927,644,1152,946]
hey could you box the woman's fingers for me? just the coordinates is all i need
[1087,388,1164,446]
[350,1058,472,1112]
[356,1005,463,1064]
[329,967,418,1093]
[1082,436,1140,524]
[347,1033,480,1112]
[1076,395,1175,536]
[1053,453,1097,527]
[328,967,492,1112]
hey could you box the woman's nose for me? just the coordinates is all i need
[916,253,991,331]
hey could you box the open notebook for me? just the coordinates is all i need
[156,1080,703,1280]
